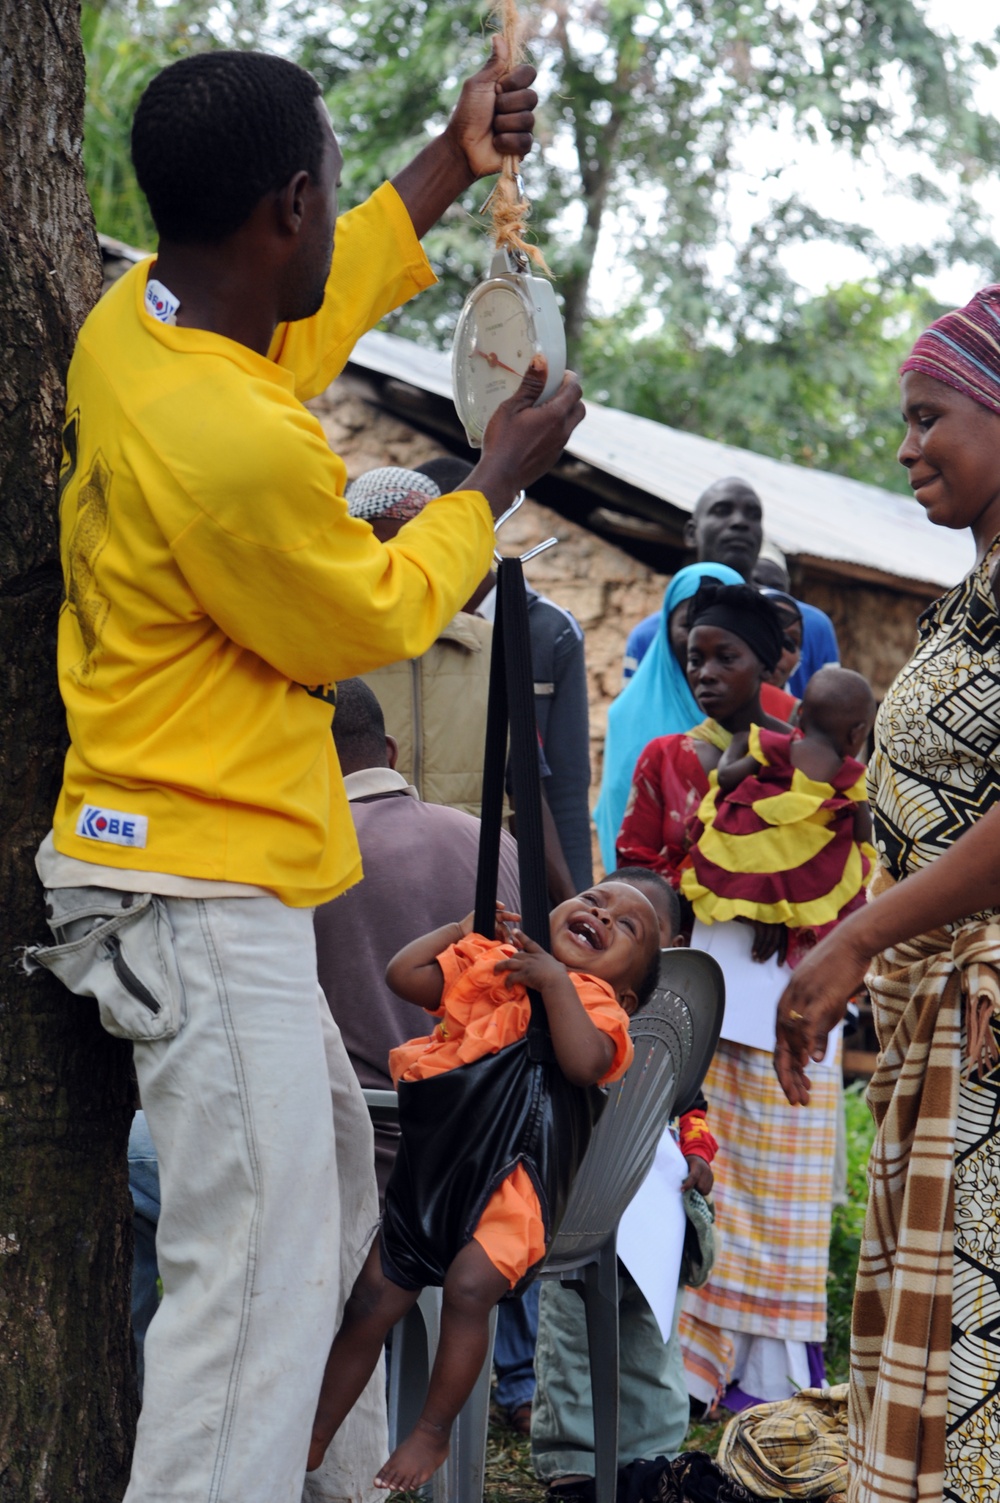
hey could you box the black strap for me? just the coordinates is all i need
[474,558,553,1054]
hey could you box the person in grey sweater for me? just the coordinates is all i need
[416,457,593,893]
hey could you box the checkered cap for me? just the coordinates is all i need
[345,467,441,523]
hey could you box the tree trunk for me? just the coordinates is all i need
[0,3,138,1497]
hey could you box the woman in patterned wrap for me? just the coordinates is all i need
[775,286,1000,1503]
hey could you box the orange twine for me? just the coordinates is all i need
[488,0,551,274]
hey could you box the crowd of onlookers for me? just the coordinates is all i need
[47,41,1000,1503]
[127,461,870,1501]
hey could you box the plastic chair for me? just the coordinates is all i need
[363,946,725,1503]
[537,948,724,1503]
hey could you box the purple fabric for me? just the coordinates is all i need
[901,284,1000,418]
[722,1341,826,1412]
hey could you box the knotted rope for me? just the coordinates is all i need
[487,0,551,273]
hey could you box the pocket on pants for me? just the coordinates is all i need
[24,886,187,1042]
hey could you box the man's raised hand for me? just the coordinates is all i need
[445,37,538,180]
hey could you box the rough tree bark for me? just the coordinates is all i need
[0,2,138,1498]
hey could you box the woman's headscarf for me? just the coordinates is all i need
[593,561,743,873]
[900,286,1000,417]
[687,580,785,672]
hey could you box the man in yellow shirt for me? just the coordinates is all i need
[26,43,584,1503]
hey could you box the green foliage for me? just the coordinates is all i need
[81,0,271,247]
[280,1,1000,359]
[80,2,1000,489]
[826,1080,876,1385]
[582,281,942,492]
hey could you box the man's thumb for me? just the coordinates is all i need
[483,34,510,77]
[511,356,547,407]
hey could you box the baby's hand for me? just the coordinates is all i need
[718,731,750,771]
[493,930,567,991]
[455,903,523,941]
[494,901,522,942]
[746,918,788,965]
[681,1156,714,1195]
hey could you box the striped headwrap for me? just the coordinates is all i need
[900,285,1000,417]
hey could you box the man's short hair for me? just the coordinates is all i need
[414,456,475,493]
[332,678,388,772]
[132,51,324,243]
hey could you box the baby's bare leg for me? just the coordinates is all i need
[307,1238,418,1473]
[375,1239,510,1492]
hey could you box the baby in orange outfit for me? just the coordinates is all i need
[307,878,669,1494]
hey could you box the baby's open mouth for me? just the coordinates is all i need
[566,917,606,951]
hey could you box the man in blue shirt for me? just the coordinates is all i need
[622,478,839,700]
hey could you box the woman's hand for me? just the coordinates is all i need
[774,926,872,1105]
[681,1156,714,1195]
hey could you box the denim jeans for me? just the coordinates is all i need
[530,1269,688,1481]
[28,887,386,1503]
[493,1283,540,1413]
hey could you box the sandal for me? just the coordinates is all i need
[505,1401,533,1437]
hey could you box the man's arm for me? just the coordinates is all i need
[391,38,537,240]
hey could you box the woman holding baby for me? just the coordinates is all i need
[616,582,874,1414]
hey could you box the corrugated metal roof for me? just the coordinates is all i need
[349,328,974,590]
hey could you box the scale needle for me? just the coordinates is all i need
[473,346,519,375]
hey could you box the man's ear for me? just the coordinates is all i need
[386,734,399,770]
[276,170,311,235]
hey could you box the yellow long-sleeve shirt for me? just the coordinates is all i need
[52,183,494,904]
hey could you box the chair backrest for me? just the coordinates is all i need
[543,948,724,1274]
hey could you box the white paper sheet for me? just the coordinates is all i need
[617,1128,687,1342]
[691,917,840,1067]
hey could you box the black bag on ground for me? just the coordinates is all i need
[380,558,604,1295]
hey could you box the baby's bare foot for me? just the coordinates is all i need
[374,1417,450,1490]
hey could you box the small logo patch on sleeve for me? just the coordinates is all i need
[76,805,148,849]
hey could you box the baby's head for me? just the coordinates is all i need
[798,666,876,760]
[608,866,681,949]
[549,880,664,1016]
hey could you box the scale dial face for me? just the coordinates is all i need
[453,279,540,447]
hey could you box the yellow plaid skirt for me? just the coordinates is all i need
[680,1038,839,1397]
